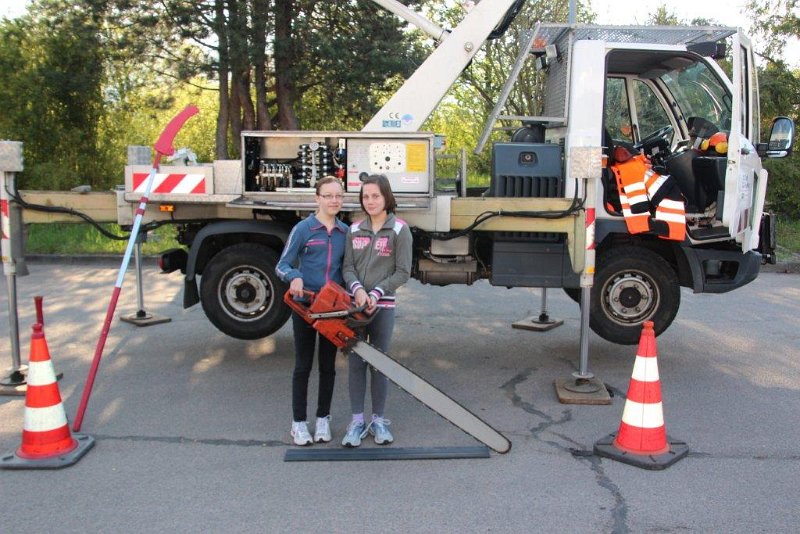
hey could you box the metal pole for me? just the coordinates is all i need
[569,0,576,24]
[370,0,448,41]
[3,275,23,382]
[574,174,597,380]
[134,237,146,317]
[554,146,609,403]
[538,288,550,323]
[1,143,26,390]
[574,286,593,379]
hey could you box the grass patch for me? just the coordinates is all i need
[776,216,800,261]
[24,223,180,256]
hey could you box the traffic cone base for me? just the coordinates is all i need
[594,432,688,471]
[0,323,94,469]
[1,434,95,470]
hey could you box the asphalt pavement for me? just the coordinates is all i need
[0,260,798,533]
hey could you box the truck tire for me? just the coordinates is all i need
[590,246,680,345]
[563,287,581,303]
[200,243,291,340]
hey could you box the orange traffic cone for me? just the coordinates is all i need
[594,321,688,470]
[1,324,94,470]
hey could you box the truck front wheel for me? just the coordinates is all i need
[590,246,680,345]
[200,243,291,340]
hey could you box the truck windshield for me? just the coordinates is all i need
[661,61,731,132]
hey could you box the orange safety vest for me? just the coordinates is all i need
[610,147,686,241]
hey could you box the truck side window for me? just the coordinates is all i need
[604,78,634,143]
[632,80,672,143]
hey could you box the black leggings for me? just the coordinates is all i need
[291,313,337,422]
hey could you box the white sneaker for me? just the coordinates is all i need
[368,416,393,445]
[314,415,332,443]
[290,421,313,446]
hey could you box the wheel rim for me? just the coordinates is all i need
[600,269,660,326]
[218,266,274,322]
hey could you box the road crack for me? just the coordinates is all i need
[92,434,286,448]
[501,368,630,533]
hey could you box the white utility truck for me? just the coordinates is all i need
[121,0,794,345]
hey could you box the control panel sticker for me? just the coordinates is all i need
[406,143,427,173]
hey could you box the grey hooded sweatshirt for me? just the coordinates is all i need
[343,213,412,308]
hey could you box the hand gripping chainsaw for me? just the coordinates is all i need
[284,281,511,454]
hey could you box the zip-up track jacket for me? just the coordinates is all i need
[276,214,348,293]
[343,213,413,308]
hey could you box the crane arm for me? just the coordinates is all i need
[363,0,523,132]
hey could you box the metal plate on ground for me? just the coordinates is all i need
[512,316,564,331]
[284,446,491,462]
[554,377,612,405]
[120,312,172,327]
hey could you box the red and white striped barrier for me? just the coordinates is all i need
[131,171,206,194]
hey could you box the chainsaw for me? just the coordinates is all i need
[284,281,511,454]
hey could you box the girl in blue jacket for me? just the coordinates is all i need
[276,176,348,446]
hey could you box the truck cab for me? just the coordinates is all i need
[471,24,794,343]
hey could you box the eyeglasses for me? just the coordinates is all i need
[320,194,344,200]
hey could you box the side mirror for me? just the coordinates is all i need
[758,116,794,158]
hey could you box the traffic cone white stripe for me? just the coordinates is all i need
[26,360,58,387]
[620,399,665,428]
[23,405,69,432]
[631,355,660,382]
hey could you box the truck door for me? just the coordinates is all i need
[721,31,763,249]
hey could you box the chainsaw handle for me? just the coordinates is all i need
[283,289,317,323]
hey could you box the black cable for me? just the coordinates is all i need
[6,183,212,240]
[6,184,131,240]
[427,179,585,241]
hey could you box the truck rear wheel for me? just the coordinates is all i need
[200,243,290,340]
[590,246,680,345]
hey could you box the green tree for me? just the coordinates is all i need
[746,0,800,217]
[423,1,595,178]
[0,0,109,190]
[647,6,680,25]
[102,0,426,158]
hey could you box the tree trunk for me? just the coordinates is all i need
[215,0,230,159]
[229,76,243,152]
[274,0,299,130]
[251,0,272,130]
[227,0,245,148]
[238,71,256,130]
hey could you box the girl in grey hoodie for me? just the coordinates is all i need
[341,175,413,447]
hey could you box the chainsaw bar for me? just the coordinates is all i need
[347,340,511,454]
